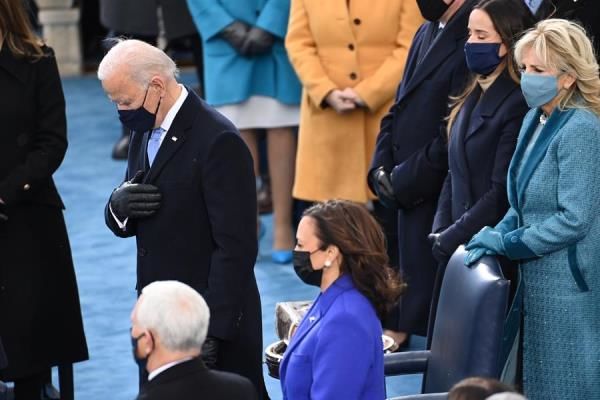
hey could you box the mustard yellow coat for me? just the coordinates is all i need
[286,0,422,203]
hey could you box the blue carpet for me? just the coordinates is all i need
[53,73,422,399]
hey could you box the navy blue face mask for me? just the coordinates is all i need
[131,331,151,370]
[464,42,504,76]
[118,86,161,133]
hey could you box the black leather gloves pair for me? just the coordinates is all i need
[428,232,458,265]
[110,171,161,220]
[370,166,398,209]
[220,21,275,56]
[201,336,221,369]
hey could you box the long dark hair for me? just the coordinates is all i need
[0,0,44,59]
[447,0,535,133]
[303,200,406,317]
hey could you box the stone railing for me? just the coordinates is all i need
[36,0,82,76]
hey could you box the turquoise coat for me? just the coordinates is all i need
[186,0,301,107]
[494,107,600,399]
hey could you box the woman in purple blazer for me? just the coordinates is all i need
[280,200,405,399]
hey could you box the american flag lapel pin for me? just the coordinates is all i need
[171,136,178,142]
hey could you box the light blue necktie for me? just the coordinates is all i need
[147,127,164,166]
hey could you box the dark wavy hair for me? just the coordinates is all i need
[303,200,406,317]
[0,0,45,59]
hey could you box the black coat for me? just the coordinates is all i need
[369,2,474,335]
[100,0,197,40]
[0,46,88,380]
[137,358,257,400]
[433,72,529,251]
[105,91,265,397]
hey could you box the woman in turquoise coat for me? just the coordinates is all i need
[187,0,302,262]
[465,19,600,399]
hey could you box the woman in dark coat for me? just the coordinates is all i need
[0,0,88,397]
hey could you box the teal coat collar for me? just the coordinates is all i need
[507,107,576,209]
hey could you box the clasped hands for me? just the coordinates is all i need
[220,21,275,56]
[464,226,505,266]
[325,88,365,114]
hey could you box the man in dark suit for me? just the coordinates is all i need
[368,0,476,347]
[98,39,267,398]
[132,281,257,400]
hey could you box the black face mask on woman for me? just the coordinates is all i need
[417,0,455,22]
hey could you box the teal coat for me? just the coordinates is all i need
[494,107,600,399]
[186,0,301,106]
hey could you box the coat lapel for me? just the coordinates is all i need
[451,86,481,180]
[509,108,576,208]
[0,46,30,84]
[142,89,199,184]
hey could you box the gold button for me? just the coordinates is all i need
[23,184,31,191]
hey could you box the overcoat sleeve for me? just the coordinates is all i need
[0,52,67,205]
[285,0,338,107]
[256,0,291,39]
[185,0,235,40]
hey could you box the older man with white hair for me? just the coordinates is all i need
[132,281,257,400]
[98,39,267,398]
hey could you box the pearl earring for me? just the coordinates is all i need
[324,260,332,268]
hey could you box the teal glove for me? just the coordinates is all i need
[464,247,495,266]
[465,226,505,254]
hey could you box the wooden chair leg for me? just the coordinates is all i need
[58,364,73,400]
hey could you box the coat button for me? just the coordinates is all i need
[353,18,361,25]
[392,145,400,151]
[138,248,147,257]
[23,183,31,191]
[511,236,518,243]
[348,43,355,51]
[349,72,357,80]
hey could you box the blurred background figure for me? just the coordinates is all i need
[186,0,302,264]
[465,18,600,400]
[285,0,422,346]
[448,377,515,400]
[524,0,600,59]
[100,0,204,159]
[281,200,405,399]
[428,0,533,345]
[0,0,88,398]
[132,281,257,400]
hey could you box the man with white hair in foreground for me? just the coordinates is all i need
[98,39,266,398]
[132,281,257,400]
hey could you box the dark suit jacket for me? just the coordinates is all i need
[0,46,88,380]
[433,72,529,252]
[104,90,264,395]
[368,1,474,335]
[137,358,257,400]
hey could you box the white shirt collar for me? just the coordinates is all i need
[159,84,188,133]
[148,356,194,381]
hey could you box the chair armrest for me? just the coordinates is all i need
[388,393,448,400]
[384,350,430,376]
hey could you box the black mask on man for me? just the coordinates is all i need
[417,0,455,21]
[118,86,161,133]
[131,332,150,370]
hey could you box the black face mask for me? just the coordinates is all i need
[417,0,455,21]
[131,332,150,370]
[118,86,161,133]
[292,249,325,286]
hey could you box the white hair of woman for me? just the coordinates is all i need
[136,280,210,352]
[97,39,179,87]
[514,18,600,116]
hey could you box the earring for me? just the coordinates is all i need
[324,260,332,268]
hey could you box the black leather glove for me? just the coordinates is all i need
[220,21,250,54]
[201,336,220,369]
[241,27,275,56]
[370,166,398,209]
[110,172,161,220]
[428,233,452,264]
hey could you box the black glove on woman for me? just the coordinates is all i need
[241,27,275,56]
[220,21,250,54]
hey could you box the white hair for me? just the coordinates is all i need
[97,39,179,86]
[136,280,210,352]
[486,393,528,400]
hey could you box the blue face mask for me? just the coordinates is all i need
[520,73,559,108]
[464,42,503,76]
[118,86,161,133]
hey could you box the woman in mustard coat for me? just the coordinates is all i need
[285,0,422,203]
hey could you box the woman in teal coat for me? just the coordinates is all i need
[465,19,600,399]
[187,0,302,262]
